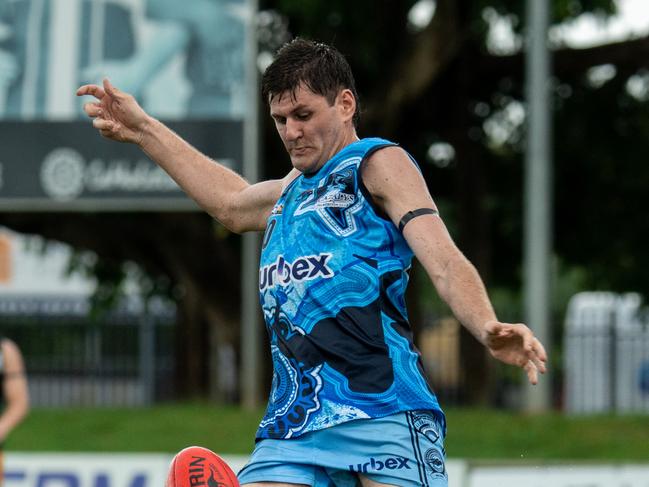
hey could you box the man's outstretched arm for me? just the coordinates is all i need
[77,79,295,233]
[362,146,547,384]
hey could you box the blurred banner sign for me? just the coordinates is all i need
[5,454,467,487]
[5,453,249,487]
[0,0,251,211]
[0,121,242,211]
[469,464,649,487]
[7,454,649,487]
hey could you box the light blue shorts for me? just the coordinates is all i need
[237,410,447,487]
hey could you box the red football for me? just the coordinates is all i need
[166,446,240,487]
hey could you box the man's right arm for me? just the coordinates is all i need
[78,79,289,233]
[138,117,293,232]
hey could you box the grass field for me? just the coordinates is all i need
[8,404,649,461]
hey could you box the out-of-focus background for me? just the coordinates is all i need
[1,0,649,485]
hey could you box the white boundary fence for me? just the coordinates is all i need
[564,292,649,414]
[6,453,649,487]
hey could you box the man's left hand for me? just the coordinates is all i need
[483,321,548,385]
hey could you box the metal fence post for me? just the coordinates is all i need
[139,310,155,405]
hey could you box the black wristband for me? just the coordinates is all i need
[398,208,439,232]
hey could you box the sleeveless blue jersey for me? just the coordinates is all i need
[257,137,443,440]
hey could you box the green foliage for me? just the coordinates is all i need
[555,73,649,296]
[260,0,416,106]
[474,0,616,29]
[8,404,263,454]
[9,404,649,460]
[445,408,649,461]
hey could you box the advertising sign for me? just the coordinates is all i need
[469,464,649,487]
[5,454,468,487]
[0,121,242,210]
[0,0,251,210]
[5,453,250,487]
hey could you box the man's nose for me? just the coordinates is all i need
[285,118,303,140]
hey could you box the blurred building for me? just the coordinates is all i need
[0,0,246,120]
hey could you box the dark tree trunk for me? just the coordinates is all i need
[444,50,495,406]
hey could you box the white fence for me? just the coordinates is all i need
[7,453,649,487]
[564,292,649,414]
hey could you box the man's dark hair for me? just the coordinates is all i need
[261,38,361,127]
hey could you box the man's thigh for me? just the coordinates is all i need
[358,476,398,487]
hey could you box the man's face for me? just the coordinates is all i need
[269,84,353,174]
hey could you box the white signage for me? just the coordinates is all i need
[7,453,649,487]
[39,148,182,202]
[469,464,649,487]
[5,453,250,487]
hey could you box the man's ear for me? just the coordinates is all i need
[337,89,356,122]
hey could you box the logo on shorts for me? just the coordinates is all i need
[348,456,412,474]
[410,410,441,442]
[424,448,445,475]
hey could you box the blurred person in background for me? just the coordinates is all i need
[0,337,29,482]
[78,39,546,487]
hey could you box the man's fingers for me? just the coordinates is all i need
[522,331,547,369]
[524,360,539,385]
[103,78,120,98]
[521,328,547,360]
[83,102,102,118]
[524,347,546,374]
[485,321,512,339]
[533,356,547,374]
[93,118,114,132]
[532,337,548,363]
[484,321,502,335]
[76,84,105,99]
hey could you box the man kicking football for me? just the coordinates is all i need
[79,38,547,487]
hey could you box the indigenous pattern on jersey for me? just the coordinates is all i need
[257,138,443,440]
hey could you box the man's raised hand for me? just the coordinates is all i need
[76,78,150,145]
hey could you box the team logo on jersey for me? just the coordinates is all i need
[295,168,356,214]
[294,160,363,236]
[259,254,334,291]
[314,188,355,209]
